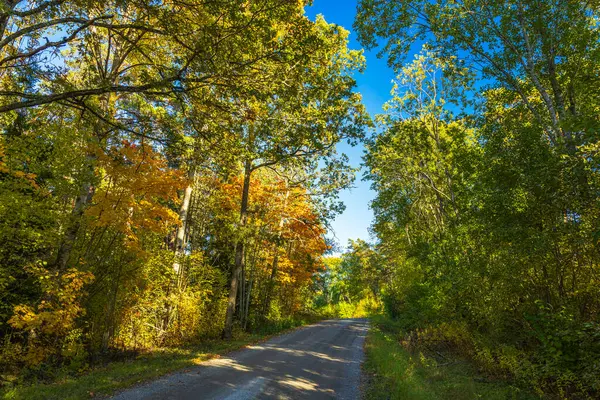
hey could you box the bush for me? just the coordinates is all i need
[384,303,600,399]
[3,266,93,372]
[316,296,382,319]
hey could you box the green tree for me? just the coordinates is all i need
[357,1,600,395]
[222,15,369,339]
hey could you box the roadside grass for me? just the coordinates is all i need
[1,315,321,400]
[363,315,540,400]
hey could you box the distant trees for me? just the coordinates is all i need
[220,16,368,338]
[313,240,385,317]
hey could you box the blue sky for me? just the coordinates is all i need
[305,0,396,252]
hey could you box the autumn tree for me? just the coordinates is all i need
[220,15,369,338]
[0,1,372,378]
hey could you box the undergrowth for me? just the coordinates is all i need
[363,314,541,400]
[0,316,321,400]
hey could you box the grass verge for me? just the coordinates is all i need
[362,315,540,400]
[1,317,320,400]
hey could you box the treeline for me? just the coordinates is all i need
[355,0,600,398]
[312,239,384,318]
[0,0,368,381]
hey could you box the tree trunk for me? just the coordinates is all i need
[163,170,195,334]
[172,170,195,282]
[223,159,252,339]
[243,278,253,331]
[262,250,280,318]
[239,247,246,327]
[54,155,96,270]
[241,240,259,330]
[262,189,289,318]
[54,90,112,271]
[102,261,122,352]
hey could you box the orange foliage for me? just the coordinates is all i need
[221,171,327,289]
[86,141,186,252]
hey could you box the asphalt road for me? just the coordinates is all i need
[111,318,369,400]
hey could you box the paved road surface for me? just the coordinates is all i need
[112,319,369,400]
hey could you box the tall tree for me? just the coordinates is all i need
[357,2,600,395]
[222,16,369,338]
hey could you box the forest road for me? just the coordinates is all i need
[111,318,369,400]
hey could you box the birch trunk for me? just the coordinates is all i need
[54,155,96,270]
[172,170,195,282]
[223,158,252,339]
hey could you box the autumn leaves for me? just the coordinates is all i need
[0,1,368,378]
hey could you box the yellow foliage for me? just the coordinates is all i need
[111,251,227,350]
[7,266,94,366]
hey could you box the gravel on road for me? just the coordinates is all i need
[110,318,369,400]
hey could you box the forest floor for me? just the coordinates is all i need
[0,316,324,400]
[362,315,540,400]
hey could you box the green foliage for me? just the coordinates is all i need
[364,315,538,400]
[357,1,600,397]
[314,240,386,305]
[312,240,385,319]
[0,328,300,400]
[382,282,446,329]
[0,1,368,392]
[317,297,381,319]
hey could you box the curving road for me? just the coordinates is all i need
[111,319,369,400]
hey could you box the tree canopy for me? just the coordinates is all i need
[0,0,370,381]
[355,0,600,396]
